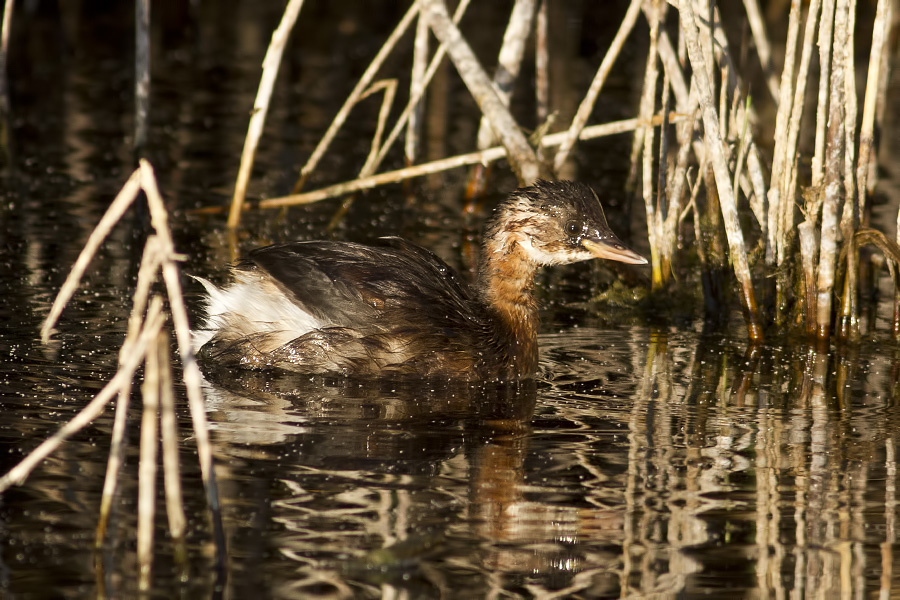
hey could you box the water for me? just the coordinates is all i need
[1,1,899,598]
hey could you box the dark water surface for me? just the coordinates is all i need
[1,2,900,598]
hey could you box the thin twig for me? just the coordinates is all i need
[406,11,430,164]
[41,170,143,343]
[553,0,642,173]
[96,237,165,548]
[291,2,418,196]
[856,0,889,208]
[228,0,306,228]
[474,0,535,151]
[256,113,685,209]
[742,0,779,102]
[140,160,227,564]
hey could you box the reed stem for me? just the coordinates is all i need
[228,0,306,228]
[553,0,642,174]
[680,0,763,341]
[422,0,539,184]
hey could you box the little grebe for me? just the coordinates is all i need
[194,180,646,379]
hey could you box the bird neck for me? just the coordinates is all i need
[479,233,540,376]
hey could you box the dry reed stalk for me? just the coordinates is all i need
[661,110,698,273]
[292,2,418,196]
[257,113,684,209]
[139,161,226,558]
[41,171,142,343]
[422,0,539,184]
[326,79,398,229]
[656,76,675,281]
[227,0,306,228]
[0,0,13,115]
[816,0,848,340]
[745,147,768,232]
[135,0,150,153]
[702,1,715,110]
[680,0,762,341]
[812,0,837,189]
[870,9,892,200]
[466,0,535,197]
[372,0,471,173]
[96,237,165,547]
[553,0,642,174]
[798,219,819,334]
[838,0,861,339]
[96,391,131,545]
[157,329,186,544]
[137,326,161,591]
[474,0,535,152]
[718,66,728,138]
[784,0,822,214]
[843,0,859,213]
[358,79,398,177]
[767,0,802,267]
[641,0,663,289]
[856,0,890,209]
[742,0,779,102]
[535,0,549,125]
[731,98,752,217]
[406,12,429,164]
[654,27,690,112]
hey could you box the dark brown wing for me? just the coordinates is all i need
[241,237,487,338]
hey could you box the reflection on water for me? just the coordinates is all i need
[178,328,899,598]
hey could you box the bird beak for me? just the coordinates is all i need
[581,237,648,265]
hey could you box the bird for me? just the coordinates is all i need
[193,180,646,380]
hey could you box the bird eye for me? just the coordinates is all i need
[565,220,584,237]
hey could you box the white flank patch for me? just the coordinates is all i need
[192,272,324,352]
